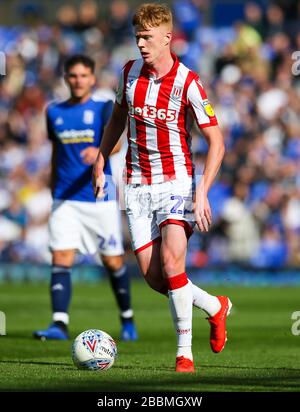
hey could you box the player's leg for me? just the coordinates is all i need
[134,225,231,358]
[51,250,74,328]
[149,246,232,355]
[124,183,167,293]
[134,238,167,294]
[134,227,194,371]
[159,176,232,354]
[33,249,75,340]
[134,239,220,308]
[101,253,137,341]
[160,223,194,372]
[33,200,80,340]
[135,238,228,317]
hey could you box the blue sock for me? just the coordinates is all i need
[106,265,133,321]
[50,265,72,325]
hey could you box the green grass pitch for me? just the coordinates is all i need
[0,280,300,392]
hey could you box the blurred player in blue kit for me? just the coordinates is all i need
[33,55,137,341]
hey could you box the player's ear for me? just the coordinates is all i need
[164,31,172,46]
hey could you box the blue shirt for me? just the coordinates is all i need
[47,97,114,202]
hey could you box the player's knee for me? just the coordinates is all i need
[52,250,74,267]
[102,255,124,272]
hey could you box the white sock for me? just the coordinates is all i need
[190,281,221,317]
[168,281,193,360]
[53,312,69,325]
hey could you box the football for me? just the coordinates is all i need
[72,329,117,371]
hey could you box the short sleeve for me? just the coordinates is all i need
[46,108,56,141]
[187,77,218,129]
[116,70,126,107]
[116,60,135,108]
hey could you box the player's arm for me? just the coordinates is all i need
[110,139,122,155]
[187,77,225,232]
[93,102,128,197]
[194,125,225,232]
[199,125,225,194]
[102,99,124,156]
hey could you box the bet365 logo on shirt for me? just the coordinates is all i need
[129,104,176,121]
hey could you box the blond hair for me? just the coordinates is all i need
[132,3,173,30]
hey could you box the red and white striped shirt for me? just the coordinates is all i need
[116,54,218,184]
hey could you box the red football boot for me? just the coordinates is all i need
[207,296,232,353]
[175,356,195,373]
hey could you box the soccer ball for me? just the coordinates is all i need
[72,329,117,371]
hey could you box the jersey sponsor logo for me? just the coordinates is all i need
[129,104,176,122]
[171,85,183,100]
[57,129,95,144]
[202,99,215,117]
[83,110,94,124]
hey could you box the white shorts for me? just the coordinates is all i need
[124,176,195,254]
[49,200,124,256]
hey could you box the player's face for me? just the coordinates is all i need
[135,24,172,66]
[65,63,96,100]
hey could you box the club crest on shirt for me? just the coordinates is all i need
[83,110,94,124]
[202,99,215,117]
[171,85,183,100]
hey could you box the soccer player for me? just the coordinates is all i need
[34,54,137,341]
[93,4,232,372]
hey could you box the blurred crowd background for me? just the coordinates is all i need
[0,0,300,269]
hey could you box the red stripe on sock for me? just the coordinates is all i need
[166,272,188,290]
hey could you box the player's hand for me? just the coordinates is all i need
[93,152,105,199]
[193,182,212,232]
[80,147,99,165]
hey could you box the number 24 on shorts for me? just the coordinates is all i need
[97,235,118,249]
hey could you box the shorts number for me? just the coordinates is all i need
[170,195,190,215]
[97,235,117,249]
[108,235,117,248]
[98,235,105,249]
[170,195,183,214]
